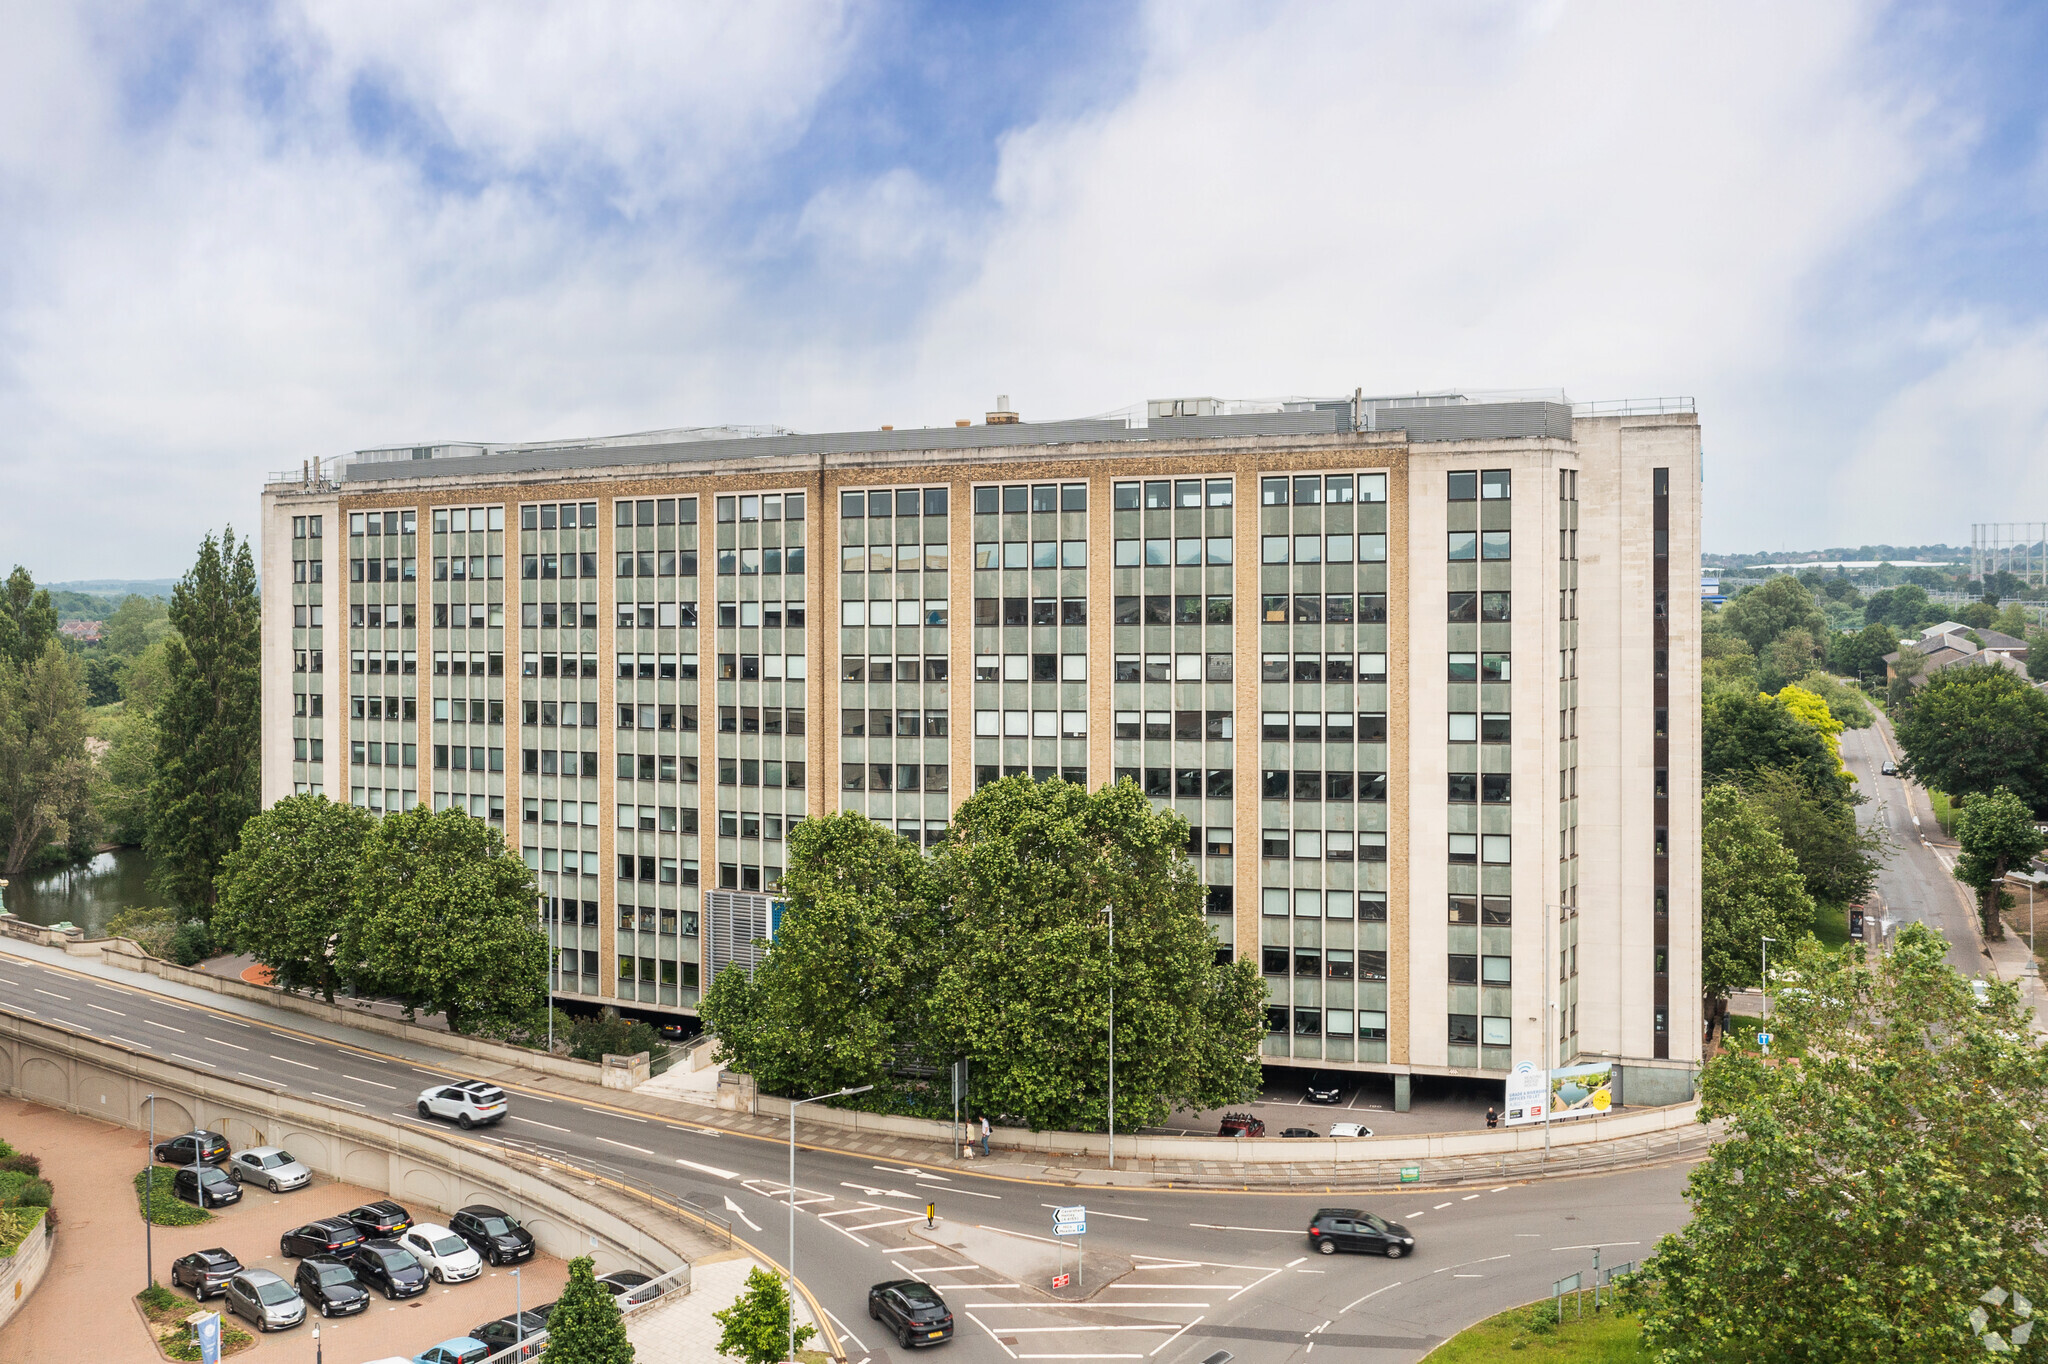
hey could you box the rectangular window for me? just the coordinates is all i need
[1261,536,1288,565]
[1448,1014,1480,1045]
[1447,531,1477,561]
[1481,591,1511,623]
[1448,592,1477,623]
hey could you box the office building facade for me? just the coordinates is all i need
[261,395,1702,1088]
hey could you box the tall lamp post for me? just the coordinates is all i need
[1760,936,1777,1041]
[790,1085,872,1364]
[141,1093,166,1292]
[1104,902,1116,1173]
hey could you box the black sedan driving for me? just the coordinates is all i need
[869,1279,954,1348]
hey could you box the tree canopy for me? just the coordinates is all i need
[0,639,92,876]
[0,567,57,670]
[542,1255,635,1364]
[1892,664,2048,813]
[1738,766,1885,911]
[212,795,374,1002]
[1699,785,1815,1009]
[1952,786,2045,942]
[1703,689,1844,796]
[713,1266,812,1364]
[1719,576,1830,657]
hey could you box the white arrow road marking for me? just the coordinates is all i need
[675,1158,738,1180]
[723,1196,762,1232]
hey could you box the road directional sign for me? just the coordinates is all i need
[1053,1204,1086,1236]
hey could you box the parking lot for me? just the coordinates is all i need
[1148,1065,1501,1138]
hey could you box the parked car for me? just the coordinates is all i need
[229,1147,311,1193]
[1280,1127,1320,1139]
[402,1222,484,1284]
[1307,1207,1415,1258]
[173,1165,241,1208]
[222,1268,306,1332]
[469,1309,551,1360]
[1302,1073,1344,1104]
[598,1270,668,1305]
[281,1216,364,1260]
[343,1200,415,1240]
[170,1248,242,1300]
[868,1278,954,1348]
[416,1080,509,1129]
[294,1255,370,1318]
[1328,1123,1373,1138]
[153,1130,230,1166]
[412,1339,493,1364]
[349,1240,429,1300]
[1217,1112,1266,1138]
[450,1205,535,1265]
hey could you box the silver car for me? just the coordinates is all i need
[224,1268,307,1332]
[228,1146,312,1192]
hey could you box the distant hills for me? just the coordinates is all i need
[47,579,178,599]
[1705,545,1969,569]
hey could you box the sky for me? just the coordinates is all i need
[4,0,2048,578]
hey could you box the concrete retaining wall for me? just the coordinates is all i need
[0,1218,52,1336]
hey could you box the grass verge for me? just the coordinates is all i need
[1811,901,1851,950]
[133,1167,210,1227]
[1927,788,1958,838]
[1425,1300,1650,1361]
[138,1283,255,1359]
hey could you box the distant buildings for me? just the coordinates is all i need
[1883,620,2032,689]
[57,620,102,643]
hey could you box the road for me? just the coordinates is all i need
[0,952,1692,1363]
[1839,718,1986,978]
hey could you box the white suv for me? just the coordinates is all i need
[400,1222,484,1284]
[416,1080,509,1129]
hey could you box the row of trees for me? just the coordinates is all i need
[214,797,547,1036]
[702,777,1267,1133]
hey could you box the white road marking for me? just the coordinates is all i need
[509,1116,569,1133]
[1005,1326,1184,1334]
[205,1037,249,1050]
[1150,1317,1204,1357]
[237,1072,282,1087]
[1492,1186,1510,1192]
[1340,1281,1406,1312]
[269,1054,320,1070]
[1433,1202,1453,1210]
[1042,1203,1144,1221]
[723,1196,762,1232]
[936,1184,1003,1200]
[345,1075,398,1090]
[1552,1242,1639,1251]
[822,1308,866,1353]
[675,1158,739,1180]
[85,1002,125,1016]
[965,1311,1018,1360]
[144,1019,186,1033]
[594,1137,653,1156]
[171,1054,217,1068]
[848,1216,925,1231]
[312,1093,366,1108]
[1462,1194,1480,1201]
[114,1037,152,1049]
[1189,1223,1298,1234]
[1453,1273,1484,1278]
[32,989,69,1001]
[1286,1256,1306,1268]
[967,1301,1209,1310]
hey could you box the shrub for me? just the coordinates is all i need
[105,907,182,958]
[168,919,214,966]
[0,1152,42,1177]
[133,1168,209,1227]
[138,1283,181,1313]
[565,1008,670,1065]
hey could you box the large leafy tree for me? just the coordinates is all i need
[1738,767,1885,912]
[1952,786,2046,943]
[147,530,260,912]
[1703,689,1842,795]
[1700,785,1814,1017]
[0,567,57,669]
[212,795,374,1002]
[0,640,92,875]
[344,805,547,1035]
[542,1255,634,1364]
[701,813,936,1099]
[1719,576,1829,657]
[1893,664,2048,813]
[931,778,1265,1133]
[1828,620,1900,684]
[1628,925,2048,1362]
[713,1266,813,1364]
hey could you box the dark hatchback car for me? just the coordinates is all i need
[173,1165,242,1208]
[294,1256,370,1318]
[171,1248,242,1300]
[343,1200,414,1240]
[1218,1112,1267,1137]
[1303,1073,1344,1104]
[451,1204,535,1265]
[868,1279,954,1348]
[349,1240,429,1300]
[154,1130,230,1166]
[1307,1207,1415,1258]
[1280,1127,1320,1139]
[598,1270,668,1306]
[280,1217,364,1260]
[470,1309,552,1360]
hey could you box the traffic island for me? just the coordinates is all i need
[911,1220,1131,1300]
[133,1283,255,1361]
[1423,1300,1647,1361]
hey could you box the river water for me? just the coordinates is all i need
[0,848,160,936]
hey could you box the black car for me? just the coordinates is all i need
[170,1248,242,1300]
[154,1130,230,1166]
[294,1256,370,1318]
[1307,1207,1415,1258]
[598,1270,668,1306]
[868,1279,954,1349]
[1280,1127,1320,1139]
[173,1165,241,1208]
[1880,759,1898,776]
[348,1240,428,1300]
[1303,1073,1344,1105]
[470,1310,551,1360]
[280,1217,364,1260]
[450,1204,535,1265]
[1217,1112,1266,1137]
[343,1200,414,1240]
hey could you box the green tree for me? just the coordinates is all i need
[1738,767,1885,911]
[931,778,1264,1133]
[713,1266,813,1364]
[2028,628,2048,683]
[1627,925,2048,1363]
[542,1255,634,1364]
[1993,602,2032,638]
[701,813,935,1099]
[1952,786,2046,943]
[1703,689,1842,794]
[1892,664,2048,813]
[0,640,93,876]
[1719,576,1830,656]
[1700,785,1814,1017]
[1867,582,1932,631]
[0,567,57,669]
[1827,620,1898,685]
[1958,600,1998,630]
[1790,669,1873,730]
[343,805,546,1035]
[212,795,373,1002]
[1699,610,1758,697]
[101,594,170,660]
[146,530,260,913]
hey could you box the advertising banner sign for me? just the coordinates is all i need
[1549,1062,1615,1121]
[1504,1061,1548,1126]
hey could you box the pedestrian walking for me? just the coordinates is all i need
[979,1114,991,1157]
[1485,1106,1498,1129]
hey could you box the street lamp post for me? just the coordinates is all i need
[511,1267,522,1355]
[1761,936,1777,1040]
[141,1092,165,1293]
[312,1324,321,1364]
[790,1085,872,1364]
[1104,902,1115,1173]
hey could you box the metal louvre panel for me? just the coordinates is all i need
[704,890,772,988]
[1369,401,1573,442]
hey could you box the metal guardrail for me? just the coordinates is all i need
[1572,397,1696,417]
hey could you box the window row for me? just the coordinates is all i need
[1257,770,1391,802]
[840,655,949,683]
[351,510,418,537]
[1448,531,1511,561]
[846,487,949,518]
[1449,895,1514,924]
[1262,1007,1394,1041]
[1259,474,1387,506]
[973,653,1088,683]
[522,501,601,530]
[597,550,700,578]
[439,602,505,629]
[522,700,602,727]
[294,693,328,718]
[1257,594,1390,625]
[1257,828,1388,861]
[1446,773,1513,802]
[1448,712,1512,743]
[1257,653,1389,683]
[1447,470,1512,502]
[615,855,699,884]
[614,957,702,989]
[292,650,325,672]
[716,654,807,681]
[977,597,1091,626]
[843,709,949,737]
[615,654,700,680]
[1112,768,1235,799]
[1258,712,1391,743]
[523,749,600,777]
[614,602,699,629]
[718,705,806,735]
[716,759,807,788]
[615,752,700,781]
[1116,710,1238,741]
[353,696,417,721]
[520,552,605,579]
[715,601,802,629]
[353,740,418,767]
[842,763,949,792]
[616,497,700,528]
[717,864,782,892]
[1448,833,1513,864]
[1114,478,1233,510]
[976,764,1089,789]
[1115,653,1236,682]
[433,745,504,772]
[529,800,603,826]
[970,541,1082,571]
[972,710,1088,739]
[292,605,327,628]
[1257,534,1388,565]
[1261,947,1388,980]
[289,560,326,583]
[717,492,801,523]
[352,604,416,628]
[718,546,802,576]
[968,484,1080,516]
[609,903,700,934]
[1256,888,1388,919]
[522,653,597,678]
[352,557,420,582]
[290,515,325,538]
[433,555,506,581]
[1110,536,1231,568]
[353,651,421,674]
[430,506,505,534]
[716,809,793,839]
[433,792,503,821]
[1448,592,1512,623]
[292,738,325,761]
[1110,595,1233,626]
[838,599,948,627]
[1449,652,1511,683]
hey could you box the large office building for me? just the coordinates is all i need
[261,393,1703,1098]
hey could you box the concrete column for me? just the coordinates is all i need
[1393,1073,1411,1112]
